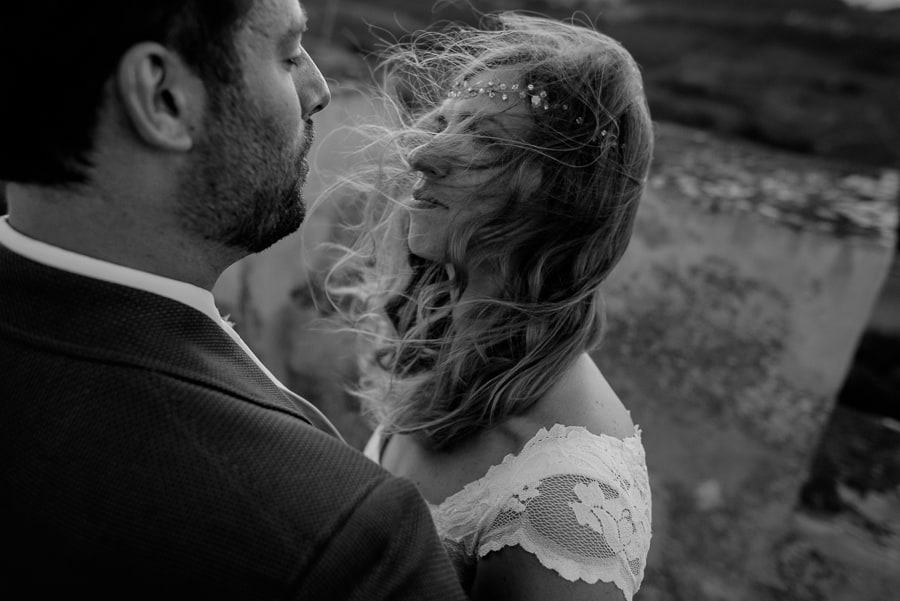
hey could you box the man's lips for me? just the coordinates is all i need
[295,121,314,179]
[299,120,315,159]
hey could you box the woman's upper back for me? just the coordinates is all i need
[378,354,632,498]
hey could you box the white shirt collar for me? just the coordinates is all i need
[0,215,342,438]
[0,215,222,324]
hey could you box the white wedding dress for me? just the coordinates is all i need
[363,423,652,600]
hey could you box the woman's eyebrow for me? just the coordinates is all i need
[457,113,520,140]
[454,113,502,130]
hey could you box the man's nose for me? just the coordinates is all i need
[300,53,331,119]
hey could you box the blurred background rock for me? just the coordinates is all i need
[3,1,899,599]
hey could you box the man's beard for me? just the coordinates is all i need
[177,82,312,254]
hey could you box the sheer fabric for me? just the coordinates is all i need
[364,424,652,600]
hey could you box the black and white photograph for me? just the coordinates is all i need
[1,1,897,599]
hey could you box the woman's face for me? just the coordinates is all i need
[405,68,533,263]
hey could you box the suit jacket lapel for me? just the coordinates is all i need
[0,246,336,435]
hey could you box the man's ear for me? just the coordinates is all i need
[115,43,202,152]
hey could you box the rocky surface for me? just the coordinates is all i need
[792,405,900,601]
[651,124,898,244]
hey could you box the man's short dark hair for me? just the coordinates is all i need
[0,0,254,186]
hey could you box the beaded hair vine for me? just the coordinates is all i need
[445,77,630,151]
[447,78,588,125]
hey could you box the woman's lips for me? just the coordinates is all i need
[409,193,447,209]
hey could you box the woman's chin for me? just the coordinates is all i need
[407,233,444,263]
[407,242,438,262]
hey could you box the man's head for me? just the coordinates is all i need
[177,0,330,253]
[0,0,330,255]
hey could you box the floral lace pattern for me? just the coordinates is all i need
[364,424,652,599]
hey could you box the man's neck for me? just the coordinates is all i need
[6,183,235,290]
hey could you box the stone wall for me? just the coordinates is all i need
[213,91,899,600]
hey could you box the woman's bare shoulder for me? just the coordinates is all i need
[515,353,635,442]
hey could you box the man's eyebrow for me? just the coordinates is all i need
[281,6,308,42]
[283,22,307,40]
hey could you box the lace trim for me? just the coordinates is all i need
[429,424,650,599]
[476,472,646,600]
[435,424,645,508]
[479,531,636,600]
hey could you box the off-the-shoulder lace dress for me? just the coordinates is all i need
[363,423,652,600]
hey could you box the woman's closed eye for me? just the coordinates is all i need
[465,126,506,152]
[425,114,448,134]
[458,116,506,144]
[471,130,501,145]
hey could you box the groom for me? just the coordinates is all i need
[0,1,464,599]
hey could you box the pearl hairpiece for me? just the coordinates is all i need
[445,78,624,149]
[447,79,553,111]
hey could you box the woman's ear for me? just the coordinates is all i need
[115,42,202,152]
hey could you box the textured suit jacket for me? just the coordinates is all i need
[0,246,466,600]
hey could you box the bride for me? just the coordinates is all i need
[329,13,654,601]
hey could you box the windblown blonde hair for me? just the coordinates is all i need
[325,12,654,451]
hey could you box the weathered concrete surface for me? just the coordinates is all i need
[213,94,900,600]
[592,125,898,600]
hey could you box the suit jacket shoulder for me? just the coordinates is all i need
[0,247,466,600]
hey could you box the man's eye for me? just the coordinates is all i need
[287,44,305,68]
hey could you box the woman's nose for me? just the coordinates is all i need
[408,146,450,179]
